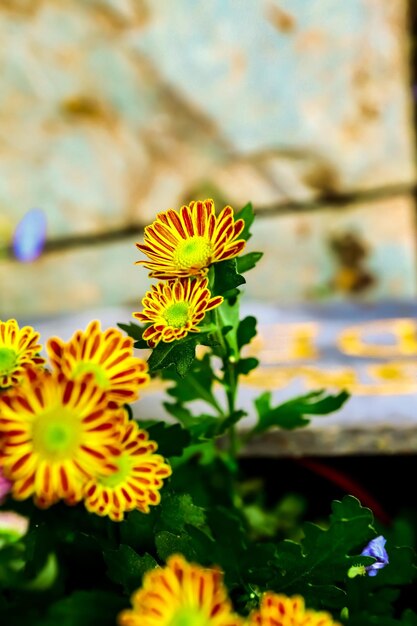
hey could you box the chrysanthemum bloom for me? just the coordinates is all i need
[118,554,244,626]
[47,321,149,405]
[136,199,246,279]
[133,277,223,348]
[83,416,171,522]
[0,368,122,507]
[0,319,45,389]
[247,593,341,626]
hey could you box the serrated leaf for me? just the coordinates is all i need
[271,496,375,609]
[253,389,349,433]
[235,202,255,241]
[158,493,207,534]
[148,336,199,376]
[103,545,157,594]
[213,259,245,297]
[155,531,197,562]
[146,422,191,458]
[236,251,263,273]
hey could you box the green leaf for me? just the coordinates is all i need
[118,321,148,348]
[104,545,157,594]
[236,357,259,376]
[146,422,191,458]
[163,403,219,440]
[163,353,219,408]
[148,336,199,376]
[37,591,126,626]
[158,493,207,534]
[213,259,245,298]
[117,321,144,341]
[119,509,158,552]
[235,202,255,241]
[236,251,263,274]
[253,389,349,433]
[270,496,375,609]
[155,531,197,562]
[237,316,258,350]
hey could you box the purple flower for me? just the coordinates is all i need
[12,208,47,263]
[361,535,389,576]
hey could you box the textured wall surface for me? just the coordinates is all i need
[0,0,416,316]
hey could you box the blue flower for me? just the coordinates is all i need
[361,535,389,576]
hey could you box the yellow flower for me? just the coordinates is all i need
[0,368,121,508]
[133,277,223,348]
[136,199,246,279]
[47,321,149,405]
[118,554,244,626]
[0,319,45,389]
[83,416,171,522]
[247,593,341,626]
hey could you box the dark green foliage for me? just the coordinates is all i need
[145,422,191,457]
[1,200,416,625]
[104,546,157,594]
[147,336,199,376]
[213,258,246,298]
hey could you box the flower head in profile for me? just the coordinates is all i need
[0,368,121,507]
[47,321,149,405]
[247,593,341,626]
[360,535,389,576]
[136,199,246,280]
[84,415,171,522]
[0,319,45,389]
[118,554,244,626]
[133,277,223,348]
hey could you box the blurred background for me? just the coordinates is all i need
[1,0,417,318]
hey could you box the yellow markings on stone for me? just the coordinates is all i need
[337,319,417,358]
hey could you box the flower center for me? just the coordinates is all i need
[173,236,212,270]
[0,348,17,375]
[99,453,132,488]
[164,303,190,328]
[169,608,211,626]
[32,407,82,461]
[72,361,110,389]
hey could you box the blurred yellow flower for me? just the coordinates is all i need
[247,593,341,626]
[0,319,45,389]
[47,321,149,405]
[118,554,244,626]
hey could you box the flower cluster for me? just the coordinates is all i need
[134,199,246,347]
[119,554,342,626]
[0,319,171,521]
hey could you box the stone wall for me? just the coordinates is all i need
[0,0,416,317]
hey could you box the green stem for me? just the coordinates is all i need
[187,373,225,416]
[215,308,239,459]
